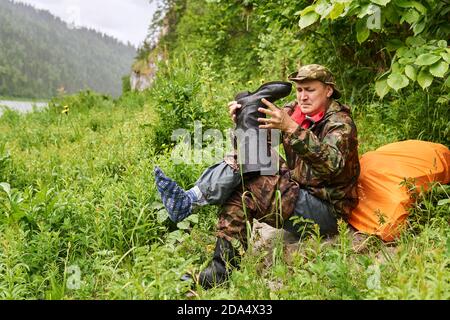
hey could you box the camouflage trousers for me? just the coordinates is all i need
[216,167,300,249]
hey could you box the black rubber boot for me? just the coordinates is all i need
[198,237,240,289]
[234,81,292,173]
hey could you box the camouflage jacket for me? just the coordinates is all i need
[282,100,360,218]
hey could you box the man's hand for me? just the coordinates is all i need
[228,100,242,124]
[258,98,299,134]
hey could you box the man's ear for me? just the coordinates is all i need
[326,85,333,98]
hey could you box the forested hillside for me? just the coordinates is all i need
[0,0,136,98]
[0,0,448,300]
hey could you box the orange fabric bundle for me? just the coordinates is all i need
[348,140,450,241]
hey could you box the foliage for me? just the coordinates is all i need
[0,83,449,300]
[0,0,448,300]
[122,75,132,94]
[295,0,450,97]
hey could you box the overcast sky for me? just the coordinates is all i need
[12,0,159,47]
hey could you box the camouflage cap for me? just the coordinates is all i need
[288,64,341,99]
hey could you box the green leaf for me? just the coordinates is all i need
[415,53,441,66]
[157,209,169,224]
[315,0,332,17]
[358,4,377,18]
[166,230,186,245]
[0,182,11,198]
[411,1,427,14]
[300,5,317,16]
[375,79,390,99]
[370,0,391,6]
[398,56,415,64]
[429,61,449,78]
[395,1,427,14]
[395,47,417,65]
[413,19,426,35]
[386,39,403,52]
[392,62,402,73]
[405,36,425,47]
[387,73,409,91]
[300,4,316,16]
[417,69,434,89]
[395,0,414,7]
[437,96,449,104]
[437,199,450,206]
[437,40,447,48]
[185,213,199,224]
[150,202,164,210]
[329,3,345,19]
[356,19,370,44]
[405,65,417,81]
[445,75,450,87]
[177,220,190,230]
[384,4,399,23]
[397,46,413,57]
[299,12,320,29]
[441,51,450,64]
[402,9,420,25]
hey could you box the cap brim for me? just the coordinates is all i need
[287,71,297,78]
[288,71,306,82]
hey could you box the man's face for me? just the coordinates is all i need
[295,80,333,116]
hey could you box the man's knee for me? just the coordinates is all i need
[284,189,338,237]
[195,161,241,205]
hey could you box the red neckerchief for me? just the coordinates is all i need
[290,104,325,129]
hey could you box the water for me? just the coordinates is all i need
[0,100,48,116]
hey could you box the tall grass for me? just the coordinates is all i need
[1,0,449,299]
[1,83,448,299]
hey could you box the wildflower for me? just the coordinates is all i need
[62,105,69,114]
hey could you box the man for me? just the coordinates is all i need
[154,64,360,289]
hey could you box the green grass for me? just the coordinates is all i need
[0,88,448,300]
[1,0,449,300]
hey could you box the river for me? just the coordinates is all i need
[0,100,48,116]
